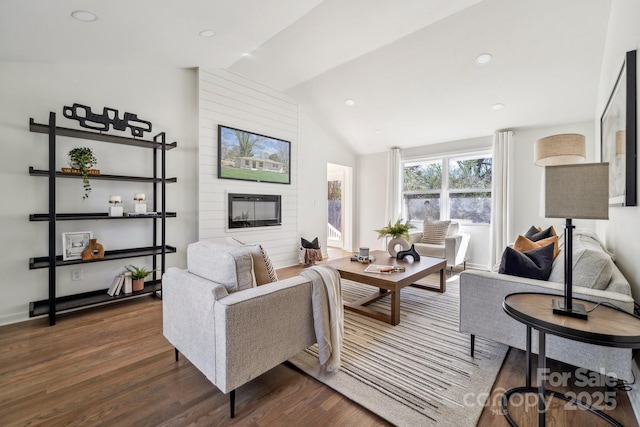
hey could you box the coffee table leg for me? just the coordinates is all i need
[390,291,400,325]
[439,268,445,292]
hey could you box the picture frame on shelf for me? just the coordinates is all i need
[601,49,637,206]
[62,231,93,261]
[217,125,291,185]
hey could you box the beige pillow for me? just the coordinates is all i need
[228,241,278,286]
[420,220,451,244]
[225,237,278,285]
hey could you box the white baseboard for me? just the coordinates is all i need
[0,311,30,327]
[629,356,640,423]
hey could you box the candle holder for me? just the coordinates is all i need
[133,193,147,214]
[108,196,123,217]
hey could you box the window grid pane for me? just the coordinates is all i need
[403,155,492,224]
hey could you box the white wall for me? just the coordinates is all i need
[0,62,198,325]
[356,152,389,253]
[298,109,357,255]
[512,121,598,240]
[595,0,640,300]
[197,69,300,267]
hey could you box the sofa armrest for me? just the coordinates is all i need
[444,233,470,267]
[162,267,230,386]
[214,275,317,392]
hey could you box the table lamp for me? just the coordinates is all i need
[545,163,609,319]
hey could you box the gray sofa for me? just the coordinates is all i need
[162,242,319,417]
[459,229,636,381]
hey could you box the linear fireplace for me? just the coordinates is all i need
[228,193,281,229]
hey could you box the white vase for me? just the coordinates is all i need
[387,237,410,257]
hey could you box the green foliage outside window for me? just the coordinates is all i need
[448,158,492,189]
[403,162,441,191]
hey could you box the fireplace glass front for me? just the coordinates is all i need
[228,193,281,229]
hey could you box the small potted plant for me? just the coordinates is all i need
[375,218,416,257]
[125,265,157,292]
[68,147,98,200]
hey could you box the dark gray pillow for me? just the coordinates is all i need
[524,225,554,242]
[301,237,320,249]
[499,243,554,281]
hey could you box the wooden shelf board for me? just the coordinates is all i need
[29,280,162,317]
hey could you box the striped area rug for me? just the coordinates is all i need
[288,275,508,426]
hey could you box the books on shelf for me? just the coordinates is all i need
[122,272,132,294]
[107,274,125,296]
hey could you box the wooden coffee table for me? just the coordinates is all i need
[329,250,446,325]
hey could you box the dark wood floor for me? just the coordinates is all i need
[0,249,636,426]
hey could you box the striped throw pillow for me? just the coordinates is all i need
[420,220,451,244]
[242,243,279,285]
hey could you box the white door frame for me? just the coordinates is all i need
[327,163,353,250]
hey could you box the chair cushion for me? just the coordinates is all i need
[499,243,554,281]
[420,220,451,244]
[413,243,446,258]
[187,241,255,292]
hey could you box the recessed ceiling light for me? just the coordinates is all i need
[492,103,505,111]
[374,129,382,135]
[199,30,216,38]
[71,10,98,22]
[476,53,492,65]
[344,99,355,106]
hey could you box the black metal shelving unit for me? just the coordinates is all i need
[28,112,177,325]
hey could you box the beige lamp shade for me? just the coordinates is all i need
[545,163,609,219]
[534,133,586,166]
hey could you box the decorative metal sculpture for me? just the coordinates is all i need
[396,244,420,262]
[63,103,152,137]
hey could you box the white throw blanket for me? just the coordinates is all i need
[300,265,343,371]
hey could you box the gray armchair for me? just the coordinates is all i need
[409,221,470,274]
[162,242,318,417]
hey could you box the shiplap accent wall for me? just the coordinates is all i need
[198,68,299,268]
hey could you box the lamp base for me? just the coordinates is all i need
[552,299,588,320]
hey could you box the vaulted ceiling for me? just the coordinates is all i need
[0,0,611,154]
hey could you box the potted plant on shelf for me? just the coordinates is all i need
[68,147,98,200]
[125,265,157,292]
[375,218,416,257]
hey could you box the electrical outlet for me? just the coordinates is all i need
[71,269,83,281]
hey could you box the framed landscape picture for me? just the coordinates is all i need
[600,49,637,206]
[62,231,92,261]
[217,125,291,184]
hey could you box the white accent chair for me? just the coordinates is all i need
[162,242,320,418]
[409,221,470,275]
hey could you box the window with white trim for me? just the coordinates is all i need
[402,153,492,224]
